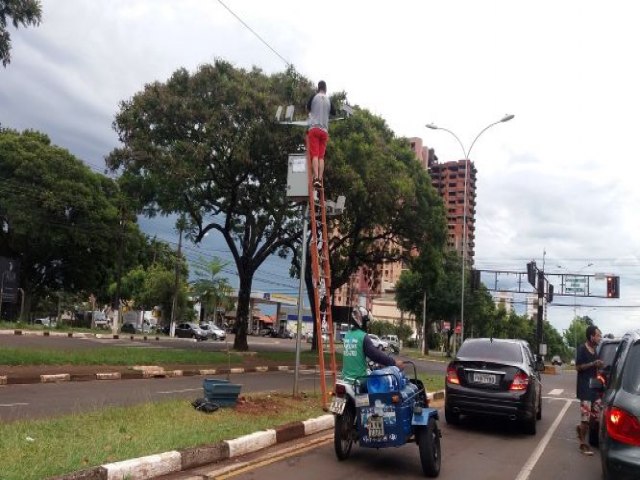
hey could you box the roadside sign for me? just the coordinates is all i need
[565,275,587,294]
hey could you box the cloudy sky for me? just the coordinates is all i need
[1,0,638,336]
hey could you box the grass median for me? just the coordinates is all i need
[0,393,323,480]
[0,373,444,480]
[0,346,328,367]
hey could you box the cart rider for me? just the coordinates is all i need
[342,307,404,382]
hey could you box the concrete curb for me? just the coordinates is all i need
[1,365,317,385]
[48,414,337,480]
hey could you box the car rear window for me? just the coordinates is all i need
[622,342,640,395]
[458,341,523,363]
[598,342,620,368]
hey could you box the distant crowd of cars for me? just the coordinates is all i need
[120,321,227,341]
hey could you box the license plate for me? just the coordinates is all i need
[329,397,346,415]
[473,372,497,385]
[367,415,385,438]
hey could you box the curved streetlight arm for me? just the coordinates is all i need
[467,120,502,159]
[468,115,514,159]
[429,126,467,160]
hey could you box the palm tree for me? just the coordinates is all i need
[191,257,233,325]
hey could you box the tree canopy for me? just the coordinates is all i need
[0,0,42,67]
[0,128,152,317]
[321,110,447,294]
[107,60,315,350]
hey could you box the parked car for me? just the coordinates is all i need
[120,322,144,334]
[588,336,622,446]
[200,322,226,341]
[307,332,329,344]
[34,317,56,327]
[175,322,208,340]
[260,327,275,337]
[551,355,563,366]
[591,330,640,479]
[279,329,295,339]
[92,311,109,329]
[381,334,401,353]
[368,334,389,351]
[445,338,543,435]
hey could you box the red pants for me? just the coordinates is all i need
[307,128,328,158]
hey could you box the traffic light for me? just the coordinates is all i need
[471,269,481,291]
[527,261,537,287]
[606,276,620,298]
[547,284,554,303]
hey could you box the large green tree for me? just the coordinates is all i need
[323,111,447,293]
[0,128,130,317]
[0,0,42,67]
[107,61,314,350]
[288,109,447,348]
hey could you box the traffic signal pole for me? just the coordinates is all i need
[536,270,545,362]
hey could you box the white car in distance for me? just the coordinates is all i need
[368,334,389,350]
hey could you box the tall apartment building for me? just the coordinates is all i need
[422,143,477,264]
[332,137,478,331]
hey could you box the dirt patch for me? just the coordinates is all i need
[234,393,304,415]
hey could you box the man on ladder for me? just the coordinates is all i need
[307,80,336,188]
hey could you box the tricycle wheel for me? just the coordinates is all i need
[334,404,355,460]
[417,418,441,477]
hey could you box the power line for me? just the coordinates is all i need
[216,0,291,67]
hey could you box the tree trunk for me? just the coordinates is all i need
[233,273,253,351]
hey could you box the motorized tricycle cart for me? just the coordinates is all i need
[329,362,441,477]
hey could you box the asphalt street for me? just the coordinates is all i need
[165,372,600,480]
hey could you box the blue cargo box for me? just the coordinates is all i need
[203,378,242,407]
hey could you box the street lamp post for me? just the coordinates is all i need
[426,114,514,353]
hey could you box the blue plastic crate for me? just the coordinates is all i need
[203,378,242,407]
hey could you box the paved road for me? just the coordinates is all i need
[170,372,601,480]
[0,331,302,353]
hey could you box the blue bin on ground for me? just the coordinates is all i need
[203,378,242,407]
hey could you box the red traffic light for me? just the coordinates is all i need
[606,276,620,298]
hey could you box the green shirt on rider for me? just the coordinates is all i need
[341,327,403,382]
[342,329,368,381]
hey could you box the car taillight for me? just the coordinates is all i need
[510,371,529,391]
[606,406,640,446]
[446,365,460,385]
[334,383,346,398]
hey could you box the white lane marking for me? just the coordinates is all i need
[548,389,564,395]
[514,399,572,480]
[543,396,579,402]
[156,388,201,394]
[0,403,29,407]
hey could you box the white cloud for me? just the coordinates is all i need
[1,0,639,335]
